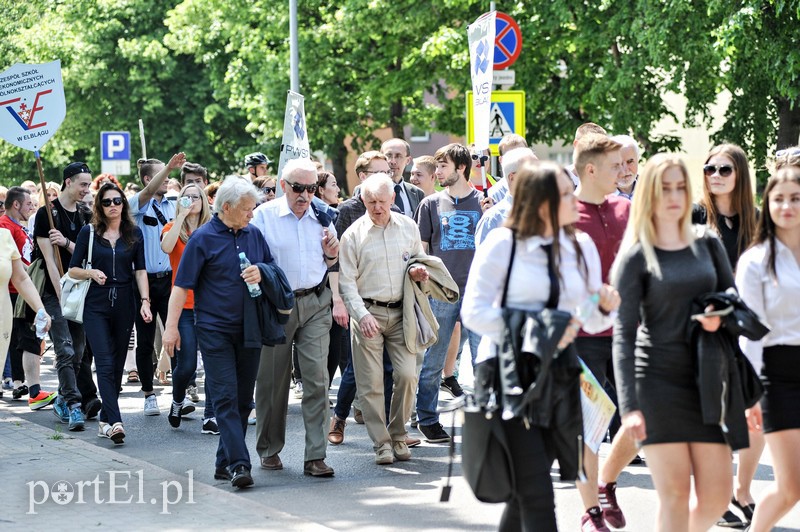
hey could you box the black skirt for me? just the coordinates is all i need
[761,345,800,434]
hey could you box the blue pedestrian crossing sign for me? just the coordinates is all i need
[466,90,526,156]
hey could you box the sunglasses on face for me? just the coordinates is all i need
[101,197,124,207]
[260,187,276,194]
[703,164,734,177]
[287,182,318,194]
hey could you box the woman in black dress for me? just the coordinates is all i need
[693,144,761,527]
[612,154,738,531]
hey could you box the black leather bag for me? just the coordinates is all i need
[461,404,515,503]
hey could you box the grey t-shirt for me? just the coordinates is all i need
[416,189,483,293]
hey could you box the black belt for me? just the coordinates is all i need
[148,271,172,279]
[293,280,326,298]
[363,298,402,309]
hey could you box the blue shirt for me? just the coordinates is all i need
[475,194,513,245]
[174,215,273,332]
[129,192,176,274]
[70,226,146,299]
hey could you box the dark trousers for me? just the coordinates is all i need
[84,286,137,425]
[42,291,85,407]
[78,342,99,408]
[328,321,348,386]
[134,274,171,393]
[9,293,38,382]
[334,330,393,421]
[498,421,558,532]
[198,327,260,472]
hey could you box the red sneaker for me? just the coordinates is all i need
[598,482,626,528]
[581,506,610,532]
[28,390,57,411]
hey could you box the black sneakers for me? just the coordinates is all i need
[168,401,183,428]
[419,422,451,443]
[440,375,464,398]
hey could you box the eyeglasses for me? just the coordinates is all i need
[260,187,276,195]
[287,182,318,194]
[100,197,124,207]
[362,170,386,176]
[703,164,734,177]
[181,194,201,200]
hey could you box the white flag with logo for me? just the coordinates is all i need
[467,11,496,152]
[276,90,310,197]
[0,60,66,153]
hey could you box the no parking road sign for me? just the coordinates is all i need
[493,13,522,70]
[466,90,525,157]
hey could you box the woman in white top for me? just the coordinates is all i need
[736,165,800,531]
[462,161,619,531]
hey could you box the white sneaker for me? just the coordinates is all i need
[294,381,304,399]
[144,394,160,416]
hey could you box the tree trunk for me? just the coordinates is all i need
[776,97,800,150]
[331,139,350,197]
[390,100,404,140]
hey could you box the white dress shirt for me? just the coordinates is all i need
[462,227,612,364]
[251,196,335,291]
[736,239,800,373]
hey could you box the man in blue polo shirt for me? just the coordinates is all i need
[163,176,271,489]
[129,152,186,415]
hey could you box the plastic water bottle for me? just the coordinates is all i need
[575,293,600,326]
[34,309,48,339]
[239,252,262,298]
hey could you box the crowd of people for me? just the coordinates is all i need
[1,129,799,531]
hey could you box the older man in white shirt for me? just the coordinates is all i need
[251,159,344,478]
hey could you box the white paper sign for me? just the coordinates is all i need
[276,90,310,197]
[0,61,66,152]
[467,12,496,152]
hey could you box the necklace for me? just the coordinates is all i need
[61,205,79,231]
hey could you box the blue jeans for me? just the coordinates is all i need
[197,327,259,472]
[172,309,215,419]
[334,327,393,421]
[416,298,480,427]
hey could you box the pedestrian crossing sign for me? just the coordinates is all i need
[466,90,525,156]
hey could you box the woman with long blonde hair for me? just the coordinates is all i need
[160,183,215,432]
[612,154,745,531]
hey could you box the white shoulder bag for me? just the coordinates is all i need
[60,224,94,323]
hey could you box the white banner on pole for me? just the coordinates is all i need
[0,60,66,153]
[276,90,310,197]
[467,11,496,152]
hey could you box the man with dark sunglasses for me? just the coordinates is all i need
[251,158,341,478]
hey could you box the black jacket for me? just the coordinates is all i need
[242,262,295,348]
[688,312,749,450]
[477,307,584,481]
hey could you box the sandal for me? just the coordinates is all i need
[126,370,140,384]
[731,497,756,522]
[98,421,112,439]
[157,370,170,386]
[109,422,125,444]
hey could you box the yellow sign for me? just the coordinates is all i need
[466,90,526,156]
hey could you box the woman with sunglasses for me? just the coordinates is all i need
[612,154,741,531]
[253,176,277,204]
[692,144,761,528]
[737,165,800,531]
[161,184,216,432]
[68,183,152,444]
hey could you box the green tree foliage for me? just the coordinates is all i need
[2,0,798,190]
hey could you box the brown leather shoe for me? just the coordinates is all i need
[405,436,421,448]
[260,454,283,470]
[304,459,334,477]
[354,408,365,424]
[328,415,346,445]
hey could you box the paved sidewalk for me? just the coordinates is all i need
[1,413,333,529]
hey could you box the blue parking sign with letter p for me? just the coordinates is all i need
[101,131,130,161]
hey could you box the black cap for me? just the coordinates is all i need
[62,162,91,190]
